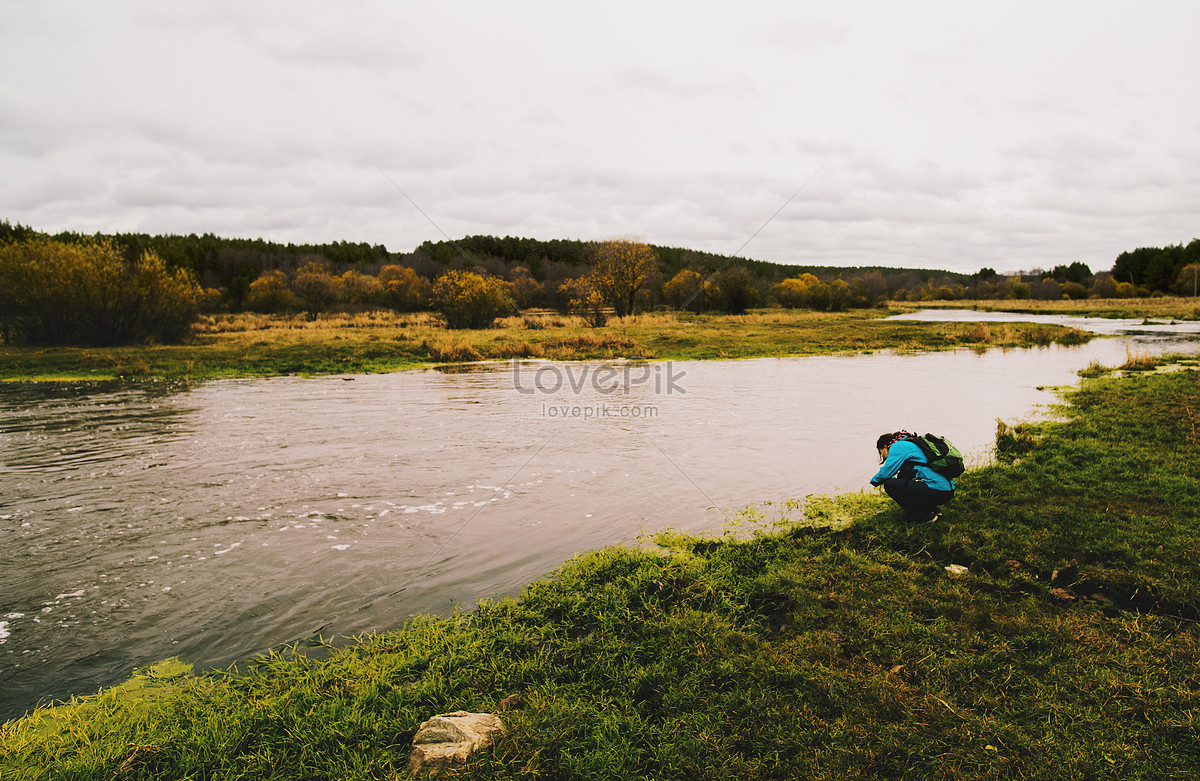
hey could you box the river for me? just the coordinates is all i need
[1,311,1197,720]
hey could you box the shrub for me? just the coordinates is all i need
[771,276,812,308]
[291,263,342,319]
[805,279,853,312]
[338,270,384,308]
[561,276,609,327]
[379,265,430,312]
[663,269,707,312]
[245,270,297,314]
[430,270,513,329]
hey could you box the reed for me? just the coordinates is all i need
[1119,345,1161,371]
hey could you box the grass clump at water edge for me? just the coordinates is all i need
[3,366,1199,779]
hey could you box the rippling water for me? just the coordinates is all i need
[2,315,1197,720]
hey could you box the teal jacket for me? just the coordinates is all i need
[871,439,956,492]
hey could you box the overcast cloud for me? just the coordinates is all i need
[2,1,1197,273]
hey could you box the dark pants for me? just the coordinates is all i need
[882,478,953,522]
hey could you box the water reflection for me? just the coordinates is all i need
[1,324,1198,720]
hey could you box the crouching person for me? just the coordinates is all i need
[871,431,955,523]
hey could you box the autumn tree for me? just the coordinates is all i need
[804,280,854,311]
[339,269,384,308]
[1172,264,1200,296]
[379,265,430,312]
[712,266,760,314]
[848,271,888,308]
[246,270,297,313]
[0,241,32,344]
[771,273,819,308]
[197,287,225,313]
[591,239,657,317]
[508,266,544,309]
[561,276,608,327]
[431,269,513,329]
[0,237,199,345]
[662,269,707,312]
[292,262,343,319]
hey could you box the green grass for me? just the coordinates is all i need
[0,308,1092,382]
[4,364,1199,779]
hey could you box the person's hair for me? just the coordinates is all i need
[876,431,915,451]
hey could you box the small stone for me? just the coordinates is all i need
[945,564,969,577]
[407,711,505,776]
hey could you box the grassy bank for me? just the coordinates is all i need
[3,360,1198,779]
[0,309,1091,382]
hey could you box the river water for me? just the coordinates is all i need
[1,312,1198,720]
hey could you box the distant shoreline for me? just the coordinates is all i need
[0,305,1099,383]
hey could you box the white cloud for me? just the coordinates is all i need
[2,1,1199,273]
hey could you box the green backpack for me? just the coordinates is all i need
[905,433,965,479]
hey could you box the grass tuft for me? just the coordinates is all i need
[1119,345,1162,372]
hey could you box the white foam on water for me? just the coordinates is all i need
[331,544,350,551]
[54,590,86,600]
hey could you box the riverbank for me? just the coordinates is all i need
[3,358,1198,779]
[0,308,1091,382]
[891,296,1200,320]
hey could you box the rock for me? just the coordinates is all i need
[945,564,969,577]
[407,711,505,776]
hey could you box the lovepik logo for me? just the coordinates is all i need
[512,361,686,396]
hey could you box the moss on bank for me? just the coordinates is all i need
[3,365,1199,779]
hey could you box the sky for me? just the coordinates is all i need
[2,1,1198,275]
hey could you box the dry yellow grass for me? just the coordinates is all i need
[890,297,1200,320]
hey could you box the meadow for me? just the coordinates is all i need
[0,306,1092,382]
[889,297,1200,321]
[3,356,1198,779]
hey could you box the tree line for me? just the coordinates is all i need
[2,220,1197,345]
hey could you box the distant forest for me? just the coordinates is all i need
[2,220,1198,318]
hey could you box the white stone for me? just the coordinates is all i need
[407,711,505,776]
